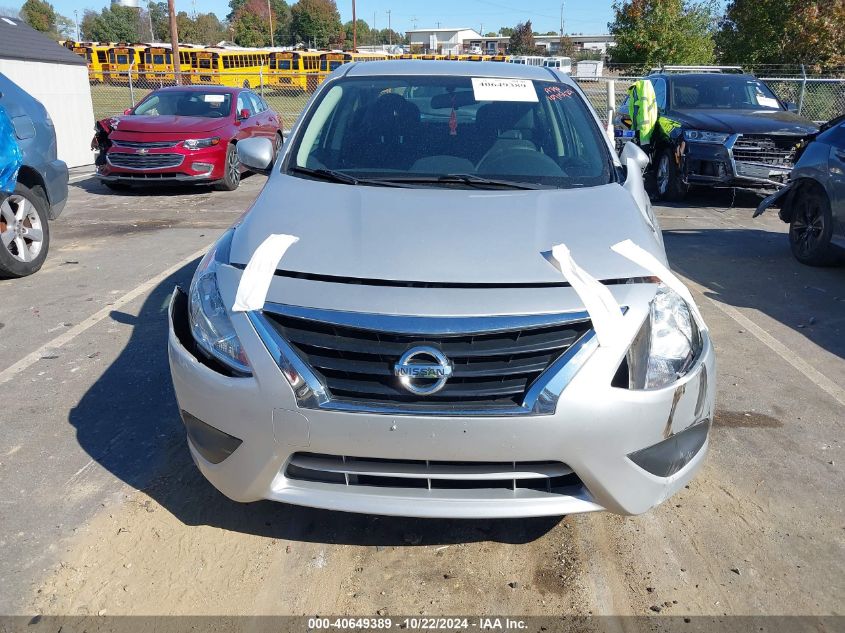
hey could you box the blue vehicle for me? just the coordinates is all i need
[755,115,845,266]
[0,73,69,277]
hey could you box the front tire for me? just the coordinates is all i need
[788,186,837,266]
[214,144,241,191]
[0,183,51,278]
[654,147,688,202]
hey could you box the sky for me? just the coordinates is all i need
[37,0,618,37]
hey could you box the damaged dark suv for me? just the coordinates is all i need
[616,70,818,201]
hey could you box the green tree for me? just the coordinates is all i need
[608,0,717,69]
[508,21,537,55]
[342,18,369,49]
[291,0,342,48]
[498,26,514,37]
[20,0,55,33]
[717,0,845,68]
[229,0,290,46]
[82,4,140,42]
[558,34,576,57]
[147,1,170,41]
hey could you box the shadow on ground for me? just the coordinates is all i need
[67,263,560,546]
[652,187,845,363]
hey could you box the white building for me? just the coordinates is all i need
[0,17,95,168]
[480,34,616,56]
[407,28,483,55]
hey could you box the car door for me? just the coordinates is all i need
[235,91,258,139]
[245,92,280,139]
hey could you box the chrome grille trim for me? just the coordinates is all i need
[111,140,180,149]
[248,306,600,417]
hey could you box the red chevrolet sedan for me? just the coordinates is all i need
[94,86,283,191]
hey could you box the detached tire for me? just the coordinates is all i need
[788,186,837,266]
[0,183,51,278]
[654,147,688,202]
[214,143,241,191]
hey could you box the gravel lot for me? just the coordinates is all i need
[0,170,842,621]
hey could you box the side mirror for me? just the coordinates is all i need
[236,137,274,175]
[123,108,133,115]
[239,108,251,120]
[784,101,798,113]
[620,141,650,173]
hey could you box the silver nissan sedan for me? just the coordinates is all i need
[168,61,716,518]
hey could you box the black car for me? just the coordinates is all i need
[615,70,818,201]
[0,73,68,277]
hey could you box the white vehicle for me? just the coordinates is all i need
[575,59,604,80]
[544,56,572,73]
[169,61,715,519]
[509,55,545,66]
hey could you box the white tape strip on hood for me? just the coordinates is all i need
[547,243,626,347]
[611,239,708,331]
[232,234,299,312]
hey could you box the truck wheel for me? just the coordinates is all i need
[654,147,688,202]
[788,187,838,266]
[213,143,241,191]
[0,183,51,278]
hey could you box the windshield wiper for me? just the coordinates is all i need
[368,173,545,190]
[288,166,362,185]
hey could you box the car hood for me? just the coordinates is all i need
[229,175,661,284]
[109,115,228,134]
[670,108,818,136]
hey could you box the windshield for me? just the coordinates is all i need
[287,75,613,189]
[133,90,232,118]
[671,76,783,111]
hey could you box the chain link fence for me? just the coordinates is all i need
[89,68,845,130]
[89,70,317,128]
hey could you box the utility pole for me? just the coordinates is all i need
[352,0,357,51]
[559,1,564,55]
[146,1,154,41]
[167,0,181,83]
[74,9,79,41]
[386,10,391,45]
[267,0,274,47]
[373,11,376,48]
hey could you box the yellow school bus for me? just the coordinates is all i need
[267,51,321,92]
[191,48,270,88]
[103,44,146,83]
[399,53,423,60]
[73,43,112,83]
[319,52,346,75]
[138,45,199,84]
[486,54,509,62]
[346,52,390,62]
[420,54,446,60]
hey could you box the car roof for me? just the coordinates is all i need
[343,60,571,84]
[152,85,244,94]
[654,72,759,81]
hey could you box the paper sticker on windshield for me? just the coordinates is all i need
[472,78,538,102]
[203,94,225,103]
[757,96,779,108]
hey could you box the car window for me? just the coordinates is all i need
[237,94,253,117]
[651,78,667,110]
[671,75,783,111]
[245,92,264,113]
[133,90,231,118]
[287,75,613,189]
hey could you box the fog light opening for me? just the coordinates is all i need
[191,162,214,173]
[627,419,710,478]
[181,410,243,464]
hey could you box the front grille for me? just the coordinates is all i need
[286,452,582,492]
[731,134,802,167]
[107,152,184,170]
[263,310,593,410]
[111,140,179,149]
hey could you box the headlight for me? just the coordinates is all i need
[683,129,729,144]
[625,284,701,390]
[188,229,251,375]
[183,137,220,149]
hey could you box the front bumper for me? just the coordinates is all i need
[97,143,227,184]
[683,137,792,189]
[167,283,716,519]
